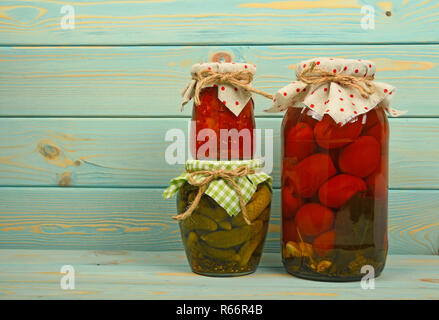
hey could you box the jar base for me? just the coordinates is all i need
[283,263,385,282]
[191,269,256,278]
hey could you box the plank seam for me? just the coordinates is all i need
[2,42,439,47]
[0,186,436,191]
[0,116,436,119]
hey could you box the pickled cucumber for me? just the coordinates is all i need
[197,198,229,222]
[178,187,196,213]
[195,241,241,262]
[187,231,198,247]
[231,212,248,227]
[257,206,271,222]
[239,230,266,266]
[182,212,218,232]
[201,220,263,249]
[187,191,196,203]
[232,205,271,227]
[177,189,187,213]
[177,199,186,214]
[218,220,232,231]
[246,184,271,221]
[230,184,271,227]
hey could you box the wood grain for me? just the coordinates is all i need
[0,250,438,299]
[0,45,438,116]
[0,118,437,189]
[0,1,438,45]
[0,188,437,255]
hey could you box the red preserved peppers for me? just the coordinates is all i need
[191,86,255,160]
[183,62,260,161]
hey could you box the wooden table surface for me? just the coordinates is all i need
[0,250,438,300]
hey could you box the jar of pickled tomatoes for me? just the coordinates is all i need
[267,58,405,281]
[181,62,256,160]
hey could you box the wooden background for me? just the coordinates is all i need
[0,0,438,256]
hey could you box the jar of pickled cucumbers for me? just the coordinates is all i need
[181,62,258,160]
[266,57,406,281]
[164,159,272,276]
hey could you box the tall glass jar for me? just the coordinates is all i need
[267,57,401,281]
[281,107,389,281]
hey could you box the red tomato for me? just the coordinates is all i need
[365,124,386,148]
[314,115,363,149]
[282,158,298,186]
[285,122,316,161]
[362,109,380,132]
[363,108,389,148]
[365,154,388,199]
[319,174,367,208]
[339,136,380,178]
[289,153,336,198]
[327,147,341,172]
[282,219,299,243]
[282,187,302,219]
[295,203,334,237]
[301,114,318,129]
[313,230,335,257]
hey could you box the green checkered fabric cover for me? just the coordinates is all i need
[163,159,272,216]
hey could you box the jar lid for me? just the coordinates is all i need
[190,62,256,76]
[296,58,376,79]
[181,62,257,116]
[266,57,407,125]
[163,159,272,217]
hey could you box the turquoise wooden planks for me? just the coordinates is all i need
[1,45,439,116]
[0,118,438,189]
[0,250,438,299]
[0,1,438,45]
[0,188,437,255]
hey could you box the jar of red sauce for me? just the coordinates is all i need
[267,58,405,281]
[182,62,256,160]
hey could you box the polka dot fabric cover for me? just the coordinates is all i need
[265,57,407,125]
[181,62,256,116]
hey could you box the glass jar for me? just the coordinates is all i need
[177,181,271,276]
[191,86,255,160]
[182,62,258,160]
[281,106,389,281]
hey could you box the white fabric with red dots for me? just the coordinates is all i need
[265,57,407,125]
[182,62,256,116]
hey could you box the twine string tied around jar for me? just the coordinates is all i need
[173,165,254,225]
[192,68,273,105]
[297,61,376,99]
